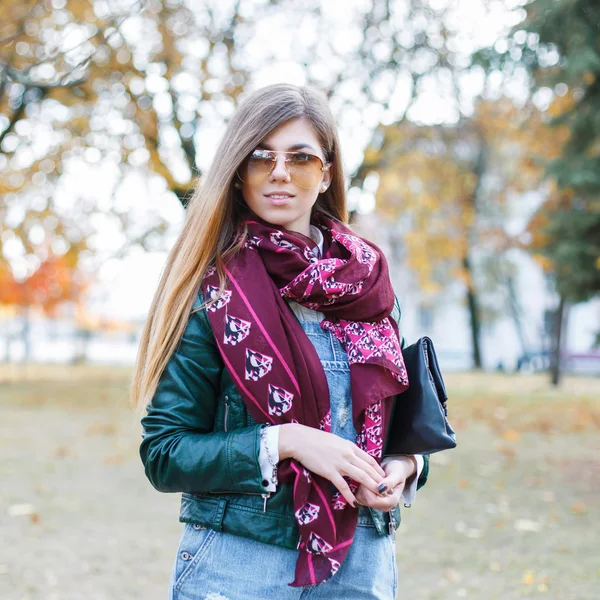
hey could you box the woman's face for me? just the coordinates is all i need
[238,117,332,237]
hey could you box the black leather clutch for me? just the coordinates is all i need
[384,336,457,455]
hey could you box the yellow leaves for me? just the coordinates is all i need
[582,72,595,85]
[532,253,554,272]
[522,570,551,592]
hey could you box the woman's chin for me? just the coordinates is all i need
[253,207,305,229]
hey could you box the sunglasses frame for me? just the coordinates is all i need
[236,149,332,189]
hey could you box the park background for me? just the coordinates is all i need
[1,0,598,598]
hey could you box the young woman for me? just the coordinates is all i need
[132,83,430,600]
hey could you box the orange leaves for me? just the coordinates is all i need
[0,255,87,315]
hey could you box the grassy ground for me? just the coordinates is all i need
[1,365,598,600]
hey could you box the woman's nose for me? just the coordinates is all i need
[269,155,291,181]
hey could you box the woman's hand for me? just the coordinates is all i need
[354,456,417,512]
[278,423,387,507]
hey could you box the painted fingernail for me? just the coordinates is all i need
[377,483,388,494]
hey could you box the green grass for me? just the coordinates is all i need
[1,367,598,599]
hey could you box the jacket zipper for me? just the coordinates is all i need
[223,395,230,432]
[388,511,396,534]
[261,492,271,512]
[204,489,271,512]
[220,395,270,510]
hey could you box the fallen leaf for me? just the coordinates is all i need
[523,570,535,585]
[570,502,587,515]
[53,446,73,458]
[458,479,470,489]
[30,512,41,524]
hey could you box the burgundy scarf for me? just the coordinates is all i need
[202,213,409,587]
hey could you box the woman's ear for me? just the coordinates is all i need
[321,164,333,192]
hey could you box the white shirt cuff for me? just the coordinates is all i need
[381,454,424,506]
[258,425,280,492]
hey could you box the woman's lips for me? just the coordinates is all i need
[264,194,294,206]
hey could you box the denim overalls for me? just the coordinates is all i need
[168,305,398,600]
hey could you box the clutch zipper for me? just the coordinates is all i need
[422,340,449,416]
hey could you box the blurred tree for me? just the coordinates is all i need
[476,0,600,384]
[2,0,533,367]
[1,0,501,346]
[353,94,568,369]
[0,253,87,361]
[1,0,499,258]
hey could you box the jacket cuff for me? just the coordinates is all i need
[258,425,280,492]
[227,424,271,493]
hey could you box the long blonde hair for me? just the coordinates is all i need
[130,83,349,412]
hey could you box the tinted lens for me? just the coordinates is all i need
[288,153,323,188]
[237,151,324,189]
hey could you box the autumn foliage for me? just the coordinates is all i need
[0,255,87,316]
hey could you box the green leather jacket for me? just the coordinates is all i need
[139,292,429,550]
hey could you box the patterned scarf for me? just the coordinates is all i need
[202,213,409,587]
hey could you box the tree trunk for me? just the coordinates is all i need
[71,328,91,365]
[21,306,31,363]
[550,295,566,386]
[463,255,483,369]
[2,317,10,362]
[505,273,528,357]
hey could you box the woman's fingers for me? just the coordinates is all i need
[331,473,357,507]
[355,485,399,511]
[347,455,387,491]
[341,463,383,495]
[353,446,386,478]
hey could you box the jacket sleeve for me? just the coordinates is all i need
[139,293,267,496]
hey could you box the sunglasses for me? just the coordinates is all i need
[236,149,331,190]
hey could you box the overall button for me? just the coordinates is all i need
[181,551,192,561]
